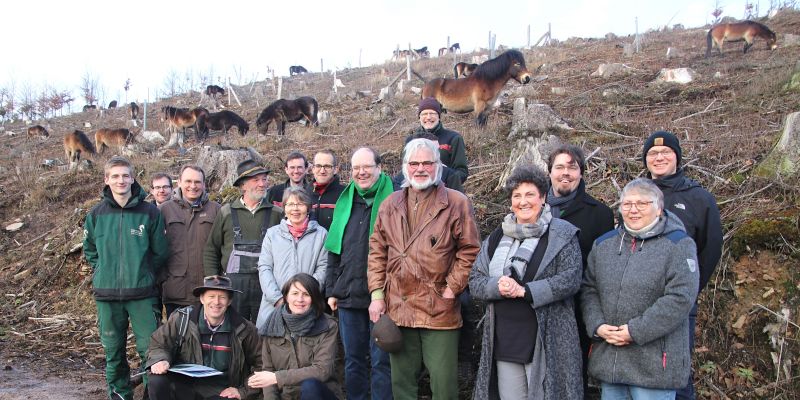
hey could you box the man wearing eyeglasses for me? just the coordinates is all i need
[150,172,174,206]
[266,151,312,208]
[368,139,480,400]
[406,97,469,184]
[545,144,615,397]
[324,147,396,400]
[310,150,345,231]
[642,131,722,400]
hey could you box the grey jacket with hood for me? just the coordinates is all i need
[255,219,328,331]
[581,210,699,389]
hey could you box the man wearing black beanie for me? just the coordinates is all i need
[642,130,723,400]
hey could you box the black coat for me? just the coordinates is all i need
[310,178,345,232]
[555,180,615,269]
[653,169,722,293]
[324,195,373,309]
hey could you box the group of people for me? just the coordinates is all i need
[82,97,721,400]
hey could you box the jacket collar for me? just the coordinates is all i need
[388,184,449,248]
[172,188,209,208]
[102,181,146,209]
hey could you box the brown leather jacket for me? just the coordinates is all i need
[368,184,480,329]
[159,190,221,305]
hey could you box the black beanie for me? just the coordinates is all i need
[642,131,682,167]
[418,97,442,115]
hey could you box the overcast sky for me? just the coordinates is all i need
[2,0,753,106]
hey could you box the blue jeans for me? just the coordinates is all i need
[601,382,676,400]
[676,303,698,400]
[338,307,393,400]
[300,378,339,400]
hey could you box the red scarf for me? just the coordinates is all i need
[287,217,309,239]
[313,181,330,195]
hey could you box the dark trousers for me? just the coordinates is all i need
[228,272,261,323]
[148,372,227,400]
[300,378,339,400]
[164,303,183,318]
[338,307,393,400]
[676,303,698,400]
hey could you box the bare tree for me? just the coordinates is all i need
[163,69,180,98]
[35,86,51,119]
[19,83,35,121]
[80,71,100,106]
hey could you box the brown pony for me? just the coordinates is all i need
[108,100,118,109]
[27,125,49,140]
[129,102,139,120]
[205,85,225,98]
[161,106,209,140]
[63,130,96,167]
[423,49,532,126]
[453,62,478,78]
[95,128,135,154]
[706,20,777,57]
[202,110,249,136]
[256,96,318,136]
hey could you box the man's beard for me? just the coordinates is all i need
[409,175,435,190]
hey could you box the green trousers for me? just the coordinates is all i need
[96,297,159,400]
[390,327,459,400]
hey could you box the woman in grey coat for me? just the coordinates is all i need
[256,187,329,332]
[581,178,699,399]
[470,165,584,400]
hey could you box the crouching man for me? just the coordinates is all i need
[146,275,262,400]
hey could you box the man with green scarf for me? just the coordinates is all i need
[324,146,396,400]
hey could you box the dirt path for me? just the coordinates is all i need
[0,366,107,400]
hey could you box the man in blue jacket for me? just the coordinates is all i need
[84,156,169,400]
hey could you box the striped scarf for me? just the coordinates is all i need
[488,205,552,279]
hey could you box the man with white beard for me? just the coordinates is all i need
[368,138,480,400]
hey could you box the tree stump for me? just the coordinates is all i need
[756,111,800,179]
[196,146,265,192]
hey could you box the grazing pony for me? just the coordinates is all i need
[289,65,308,76]
[83,104,97,112]
[414,46,429,58]
[95,128,135,154]
[393,49,412,60]
[129,102,139,120]
[205,85,225,98]
[423,49,532,126]
[161,106,209,140]
[438,47,448,57]
[27,125,49,140]
[706,20,777,57]
[256,96,318,136]
[63,130,96,168]
[454,62,479,78]
[449,43,460,52]
[202,110,249,136]
[108,100,118,109]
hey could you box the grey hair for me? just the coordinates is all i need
[282,186,312,208]
[401,138,442,188]
[619,178,664,211]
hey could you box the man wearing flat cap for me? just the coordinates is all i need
[204,159,283,323]
[146,275,262,400]
[642,130,722,400]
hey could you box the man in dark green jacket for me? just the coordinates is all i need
[406,97,469,184]
[83,156,169,400]
[203,159,283,323]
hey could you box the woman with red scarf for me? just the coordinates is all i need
[256,187,329,333]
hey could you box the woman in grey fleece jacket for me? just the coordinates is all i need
[581,178,699,399]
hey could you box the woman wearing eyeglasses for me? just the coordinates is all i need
[256,187,329,332]
[581,178,699,400]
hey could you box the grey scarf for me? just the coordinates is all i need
[546,186,578,218]
[263,303,317,337]
[489,205,552,279]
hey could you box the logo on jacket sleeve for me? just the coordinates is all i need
[673,203,686,210]
[439,144,452,151]
[687,259,697,273]
[130,224,145,237]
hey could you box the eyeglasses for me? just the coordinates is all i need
[420,111,439,118]
[407,161,436,169]
[351,164,376,172]
[152,185,172,191]
[552,164,581,172]
[284,203,307,209]
[646,149,675,159]
[621,201,654,211]
[313,164,334,170]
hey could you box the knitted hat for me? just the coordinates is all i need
[642,131,682,167]
[418,97,442,116]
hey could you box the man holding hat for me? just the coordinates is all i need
[146,275,262,400]
[406,97,469,184]
[204,159,283,323]
[642,130,722,400]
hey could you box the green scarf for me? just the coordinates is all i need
[324,172,394,255]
